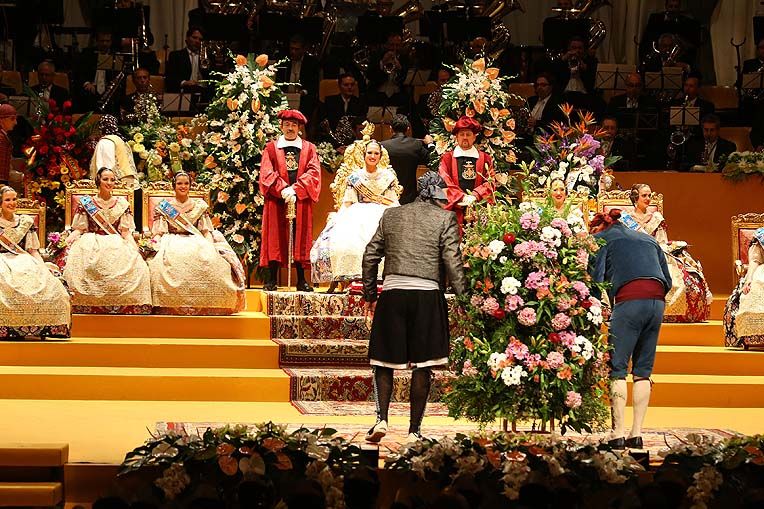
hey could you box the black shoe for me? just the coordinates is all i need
[625,436,643,449]
[607,437,626,450]
[296,280,313,292]
[262,282,278,292]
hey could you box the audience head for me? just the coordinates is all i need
[343,467,380,509]
[390,114,410,135]
[289,34,307,61]
[132,67,151,93]
[624,72,643,99]
[665,0,681,13]
[338,73,356,98]
[683,72,702,99]
[602,116,618,140]
[436,67,452,86]
[757,37,764,60]
[0,103,17,132]
[453,116,481,150]
[238,478,276,509]
[185,27,203,53]
[534,72,555,99]
[629,183,652,209]
[284,479,325,509]
[702,113,721,143]
[37,61,56,88]
[385,32,403,54]
[94,30,113,53]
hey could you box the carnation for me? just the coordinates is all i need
[481,297,500,315]
[546,351,565,369]
[462,359,478,376]
[551,313,572,331]
[550,218,572,237]
[517,307,537,326]
[470,295,485,307]
[519,212,540,231]
[518,201,535,212]
[540,226,562,247]
[572,281,590,298]
[501,365,527,386]
[500,276,522,295]
[487,239,506,260]
[565,391,583,409]
[505,338,529,360]
[504,294,524,311]
[487,352,509,371]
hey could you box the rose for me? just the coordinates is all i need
[503,232,516,244]
[548,332,561,344]
[492,308,506,320]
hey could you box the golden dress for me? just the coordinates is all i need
[64,195,152,314]
[149,198,245,315]
[0,214,70,337]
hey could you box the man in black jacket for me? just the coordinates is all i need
[31,61,70,110]
[527,73,564,134]
[363,171,466,444]
[165,27,209,94]
[681,114,737,171]
[380,114,432,205]
[74,30,118,112]
[277,35,320,119]
[319,73,367,131]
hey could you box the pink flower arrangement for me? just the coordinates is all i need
[546,351,565,369]
[504,294,524,311]
[550,218,572,237]
[517,307,537,326]
[551,313,572,331]
[523,353,542,370]
[462,359,478,376]
[519,212,540,231]
[565,390,583,409]
[572,281,590,299]
[524,271,550,290]
[556,297,575,312]
[481,297,500,315]
[506,338,529,360]
[559,330,577,348]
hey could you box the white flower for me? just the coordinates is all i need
[487,352,508,371]
[587,305,603,325]
[487,239,506,260]
[501,276,521,295]
[540,226,562,247]
[500,365,527,386]
[499,255,508,264]
[518,201,535,212]
[573,335,594,360]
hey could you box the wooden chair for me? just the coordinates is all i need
[731,213,764,279]
[508,83,535,99]
[719,127,752,153]
[15,198,46,246]
[413,81,438,104]
[28,71,70,91]
[64,179,134,228]
[125,75,165,96]
[0,70,23,94]
[597,189,664,215]
[142,180,210,232]
[699,86,738,110]
[525,188,591,221]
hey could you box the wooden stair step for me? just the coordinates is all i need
[71,311,270,339]
[0,366,289,402]
[0,337,279,369]
[656,321,723,346]
[0,444,68,467]
[0,481,62,506]
[653,346,764,376]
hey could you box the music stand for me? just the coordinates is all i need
[404,69,430,87]
[8,96,31,117]
[161,92,194,117]
[367,105,397,123]
[743,72,764,96]
[645,66,683,105]
[669,105,699,128]
[595,64,637,91]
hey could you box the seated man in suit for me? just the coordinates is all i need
[74,30,118,113]
[527,73,563,134]
[319,73,367,131]
[31,61,70,110]
[599,116,635,171]
[165,27,209,94]
[366,32,410,110]
[381,114,433,205]
[277,34,320,119]
[607,73,657,121]
[681,114,736,171]
[672,72,714,119]
[120,67,159,124]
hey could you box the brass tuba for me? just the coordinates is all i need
[576,0,611,52]
[480,0,525,62]
[392,0,423,25]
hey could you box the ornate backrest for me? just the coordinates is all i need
[596,190,664,216]
[329,123,401,211]
[64,179,134,227]
[731,213,764,277]
[15,198,46,245]
[525,188,591,222]
[142,180,211,232]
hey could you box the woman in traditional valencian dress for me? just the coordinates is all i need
[725,228,764,348]
[0,186,70,338]
[149,172,245,315]
[311,138,400,285]
[64,168,151,313]
[619,184,711,322]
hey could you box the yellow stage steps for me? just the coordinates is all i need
[0,366,289,401]
[0,482,63,507]
[0,444,68,507]
[655,321,723,346]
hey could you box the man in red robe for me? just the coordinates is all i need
[259,109,321,291]
[437,116,495,228]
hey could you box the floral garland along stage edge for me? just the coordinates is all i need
[720,151,764,182]
[428,58,522,174]
[445,171,611,434]
[196,53,289,269]
[526,104,619,198]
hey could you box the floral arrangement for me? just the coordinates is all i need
[385,431,643,503]
[526,104,618,197]
[720,151,764,181]
[316,141,343,174]
[428,58,522,173]
[22,100,94,231]
[196,53,288,270]
[45,229,70,271]
[123,120,206,183]
[136,234,158,259]
[444,174,610,433]
[119,422,362,508]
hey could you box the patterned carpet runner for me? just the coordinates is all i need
[267,291,455,414]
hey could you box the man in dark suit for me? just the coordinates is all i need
[74,30,118,112]
[165,27,210,94]
[527,73,564,133]
[607,73,658,119]
[277,34,320,119]
[681,113,736,171]
[366,32,410,109]
[600,117,636,171]
[381,114,432,205]
[743,38,764,74]
[319,73,367,131]
[31,61,70,110]
[672,72,714,119]
[640,0,701,69]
